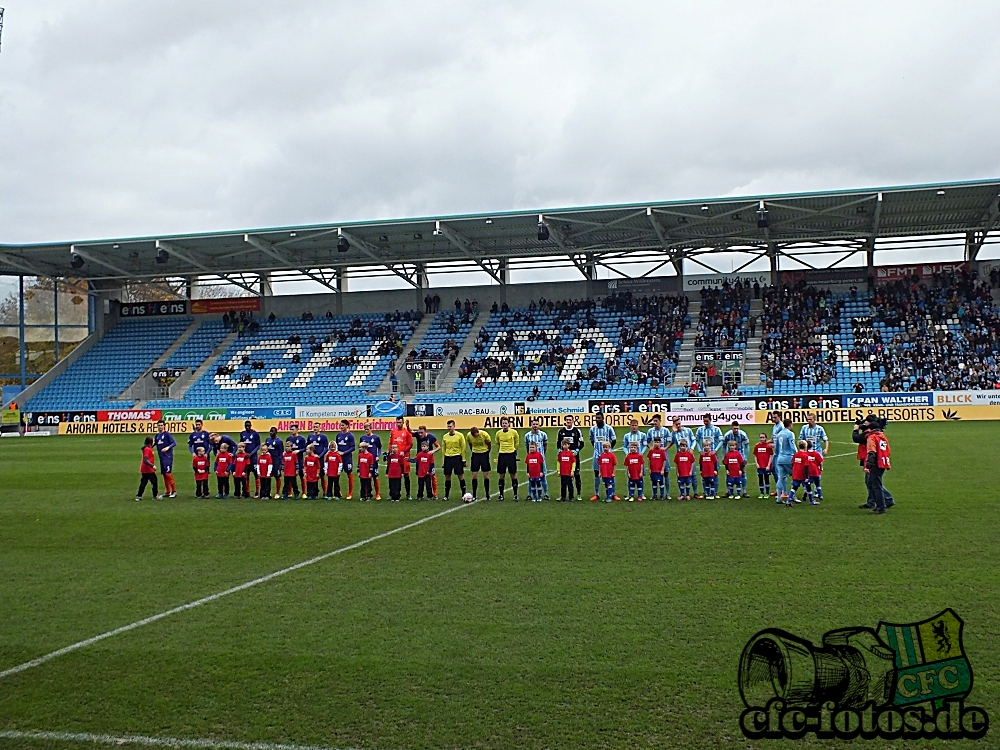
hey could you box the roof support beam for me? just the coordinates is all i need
[244,234,339,293]
[867,192,883,268]
[338,229,419,287]
[156,241,259,296]
[435,222,504,284]
[647,207,684,277]
[966,197,1000,262]
[0,249,53,277]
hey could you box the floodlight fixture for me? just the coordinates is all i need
[537,216,550,241]
[757,200,769,229]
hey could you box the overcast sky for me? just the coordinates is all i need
[1,1,999,289]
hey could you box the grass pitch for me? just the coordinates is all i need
[1,422,998,749]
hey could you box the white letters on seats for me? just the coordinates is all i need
[345,342,384,387]
[213,340,297,390]
[290,342,338,388]
[560,328,615,381]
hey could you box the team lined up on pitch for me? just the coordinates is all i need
[136,412,831,505]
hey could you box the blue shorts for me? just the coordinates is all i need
[650,472,664,483]
[160,461,173,475]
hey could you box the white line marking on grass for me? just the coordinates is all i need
[0,467,560,682]
[0,501,477,681]
[0,729,348,750]
[827,451,857,458]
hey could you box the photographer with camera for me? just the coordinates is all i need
[853,415,894,515]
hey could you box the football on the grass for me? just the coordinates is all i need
[462,493,474,504]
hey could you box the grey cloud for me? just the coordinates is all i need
[1,0,999,245]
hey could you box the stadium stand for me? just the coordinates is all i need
[443,294,688,402]
[25,270,1000,412]
[146,312,420,408]
[868,272,1000,391]
[25,316,194,411]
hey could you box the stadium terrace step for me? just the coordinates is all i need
[173,331,240,399]
[675,301,701,386]
[114,318,203,403]
[370,312,436,397]
[438,319,487,393]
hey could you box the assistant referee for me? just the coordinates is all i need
[495,416,520,501]
[441,420,468,501]
[467,426,492,500]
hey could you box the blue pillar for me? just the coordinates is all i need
[18,275,26,387]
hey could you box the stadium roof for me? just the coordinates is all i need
[1,177,998,292]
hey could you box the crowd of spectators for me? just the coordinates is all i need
[759,282,843,386]
[868,271,1000,391]
[222,309,260,337]
[694,284,750,349]
[457,293,687,392]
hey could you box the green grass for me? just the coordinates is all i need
[1,423,998,749]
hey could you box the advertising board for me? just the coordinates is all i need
[189,297,261,314]
[118,301,188,317]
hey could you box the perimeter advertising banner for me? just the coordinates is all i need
[50,391,1000,435]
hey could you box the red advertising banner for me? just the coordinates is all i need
[190,297,262,314]
[98,409,163,422]
[875,262,968,282]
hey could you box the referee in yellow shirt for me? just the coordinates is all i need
[441,420,469,501]
[494,416,520,501]
[467,426,492,500]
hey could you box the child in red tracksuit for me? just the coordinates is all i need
[674,440,695,500]
[625,444,645,501]
[415,442,435,500]
[647,438,669,500]
[281,448,299,499]
[215,444,234,498]
[357,444,375,501]
[137,437,160,501]
[385,445,407,502]
[304,446,322,499]
[324,449,342,499]
[525,443,545,502]
[233,446,252,498]
[256,450,274,499]
[699,444,718,499]
[723,442,746,499]
[192,447,211,498]
[753,433,774,498]
[597,442,618,502]
[790,440,812,506]
[557,440,576,502]
[806,443,824,505]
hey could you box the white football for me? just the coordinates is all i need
[462,492,474,504]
